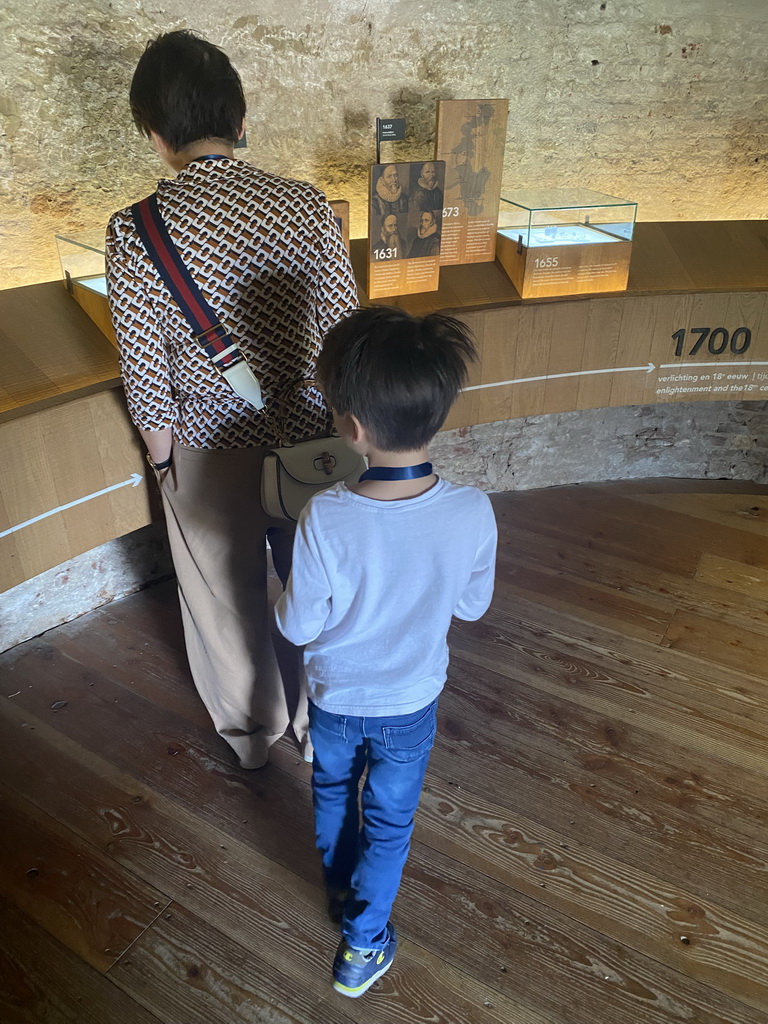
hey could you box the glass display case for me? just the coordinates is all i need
[496,188,637,298]
[55,231,115,346]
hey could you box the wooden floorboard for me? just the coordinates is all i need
[0,781,170,972]
[0,898,163,1024]
[1,478,767,1022]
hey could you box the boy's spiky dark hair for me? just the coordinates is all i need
[317,306,477,452]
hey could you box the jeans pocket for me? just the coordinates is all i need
[381,703,437,763]
[309,702,347,742]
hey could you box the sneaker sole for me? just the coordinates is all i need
[332,958,393,998]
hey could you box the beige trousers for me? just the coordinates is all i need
[158,441,307,768]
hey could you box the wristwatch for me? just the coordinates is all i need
[146,452,173,472]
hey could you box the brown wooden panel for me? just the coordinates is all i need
[109,899,544,1024]
[416,775,768,1012]
[660,221,768,292]
[542,300,590,412]
[0,389,155,589]
[329,198,350,252]
[0,700,554,1024]
[496,517,768,641]
[0,782,169,972]
[607,293,660,406]
[575,297,624,409]
[695,553,768,598]
[4,223,768,594]
[661,609,768,677]
[632,492,768,539]
[0,898,161,1024]
[468,306,521,425]
[400,841,766,1024]
[494,563,673,642]
[109,903,359,1024]
[0,281,119,421]
[627,222,696,293]
[435,99,508,267]
[71,281,117,348]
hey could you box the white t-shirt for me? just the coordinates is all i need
[274,478,497,716]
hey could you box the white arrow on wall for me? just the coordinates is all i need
[462,361,656,393]
[0,473,143,539]
[660,361,768,369]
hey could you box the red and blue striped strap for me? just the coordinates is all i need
[131,194,243,370]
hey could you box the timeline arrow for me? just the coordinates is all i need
[660,361,768,369]
[0,473,143,539]
[463,361,656,393]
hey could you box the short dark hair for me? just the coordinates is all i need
[129,31,246,152]
[317,307,477,452]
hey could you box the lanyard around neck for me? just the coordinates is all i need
[359,462,433,482]
[186,153,231,167]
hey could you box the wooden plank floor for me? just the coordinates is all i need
[2,477,768,1023]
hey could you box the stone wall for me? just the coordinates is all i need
[2,0,767,287]
[431,400,768,490]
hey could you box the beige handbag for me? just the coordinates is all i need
[261,436,367,521]
[261,380,367,521]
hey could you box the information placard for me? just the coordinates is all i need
[434,99,509,266]
[367,161,446,299]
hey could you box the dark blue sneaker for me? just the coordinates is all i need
[332,923,398,998]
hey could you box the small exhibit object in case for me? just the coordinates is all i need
[367,160,446,300]
[496,188,637,299]
[55,231,116,346]
[435,99,509,267]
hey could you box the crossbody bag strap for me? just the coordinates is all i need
[130,193,264,410]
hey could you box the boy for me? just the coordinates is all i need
[275,307,497,997]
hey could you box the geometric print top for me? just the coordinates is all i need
[106,158,359,449]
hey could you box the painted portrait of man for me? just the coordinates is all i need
[408,210,441,258]
[372,164,409,220]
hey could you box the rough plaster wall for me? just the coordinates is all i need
[1,0,766,287]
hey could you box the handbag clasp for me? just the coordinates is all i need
[315,451,337,475]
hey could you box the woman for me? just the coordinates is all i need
[106,30,358,769]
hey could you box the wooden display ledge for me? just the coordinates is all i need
[0,281,120,425]
[351,220,768,314]
[352,220,768,431]
[2,220,767,592]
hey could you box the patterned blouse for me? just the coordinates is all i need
[106,158,359,449]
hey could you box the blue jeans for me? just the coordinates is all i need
[309,699,438,951]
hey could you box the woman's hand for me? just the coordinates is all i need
[140,426,174,471]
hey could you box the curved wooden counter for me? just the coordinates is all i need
[2,221,767,591]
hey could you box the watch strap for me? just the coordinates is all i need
[146,452,173,472]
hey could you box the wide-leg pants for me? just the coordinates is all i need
[157,440,306,768]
